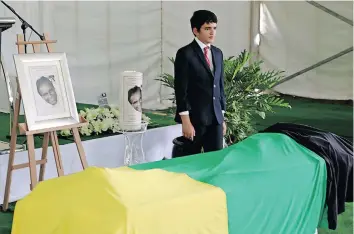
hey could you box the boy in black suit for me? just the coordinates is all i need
[174,10,226,154]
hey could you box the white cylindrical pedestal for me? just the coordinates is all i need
[119,71,143,131]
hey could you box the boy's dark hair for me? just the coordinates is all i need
[190,10,218,35]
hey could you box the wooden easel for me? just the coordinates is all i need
[2,33,89,211]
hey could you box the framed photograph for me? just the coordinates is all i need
[13,52,79,131]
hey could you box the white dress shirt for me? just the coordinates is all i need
[179,37,224,116]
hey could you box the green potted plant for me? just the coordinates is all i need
[156,50,291,145]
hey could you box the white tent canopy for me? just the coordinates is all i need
[0,1,352,113]
[259,1,353,100]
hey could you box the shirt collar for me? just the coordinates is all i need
[195,37,210,50]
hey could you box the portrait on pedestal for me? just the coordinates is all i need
[119,71,143,131]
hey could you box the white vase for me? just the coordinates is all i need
[119,71,143,131]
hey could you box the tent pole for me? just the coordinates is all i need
[306,1,353,26]
[249,0,261,62]
[273,2,353,88]
[158,0,164,105]
[273,47,353,87]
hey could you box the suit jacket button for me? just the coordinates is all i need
[213,97,215,100]
[214,85,216,88]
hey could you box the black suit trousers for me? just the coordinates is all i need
[189,119,224,154]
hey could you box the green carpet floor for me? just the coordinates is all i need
[0,96,352,234]
[253,96,353,141]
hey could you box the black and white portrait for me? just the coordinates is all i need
[29,65,68,118]
[127,85,142,112]
[36,75,57,105]
[14,52,80,131]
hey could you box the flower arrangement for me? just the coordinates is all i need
[59,105,151,137]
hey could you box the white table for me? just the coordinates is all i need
[0,124,182,204]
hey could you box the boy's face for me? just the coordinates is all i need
[194,22,217,44]
[38,82,58,105]
[129,92,142,112]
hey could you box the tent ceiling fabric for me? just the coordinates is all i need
[0,1,250,112]
[0,1,352,113]
[259,1,353,100]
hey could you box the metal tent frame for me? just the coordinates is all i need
[271,1,353,87]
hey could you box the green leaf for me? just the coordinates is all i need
[155,49,291,145]
[255,111,266,119]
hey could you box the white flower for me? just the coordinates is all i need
[85,108,99,121]
[101,117,115,131]
[91,120,103,134]
[60,129,72,136]
[110,107,120,118]
[80,125,93,136]
[101,108,114,118]
[111,122,121,133]
[142,114,151,123]
[60,105,151,137]
[79,110,86,118]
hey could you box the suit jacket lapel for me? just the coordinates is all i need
[191,40,214,78]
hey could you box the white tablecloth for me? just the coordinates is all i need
[0,124,181,204]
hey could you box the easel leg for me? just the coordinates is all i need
[26,135,37,190]
[53,132,64,174]
[50,132,64,176]
[2,33,83,211]
[38,132,49,181]
[2,90,21,211]
[72,127,88,169]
